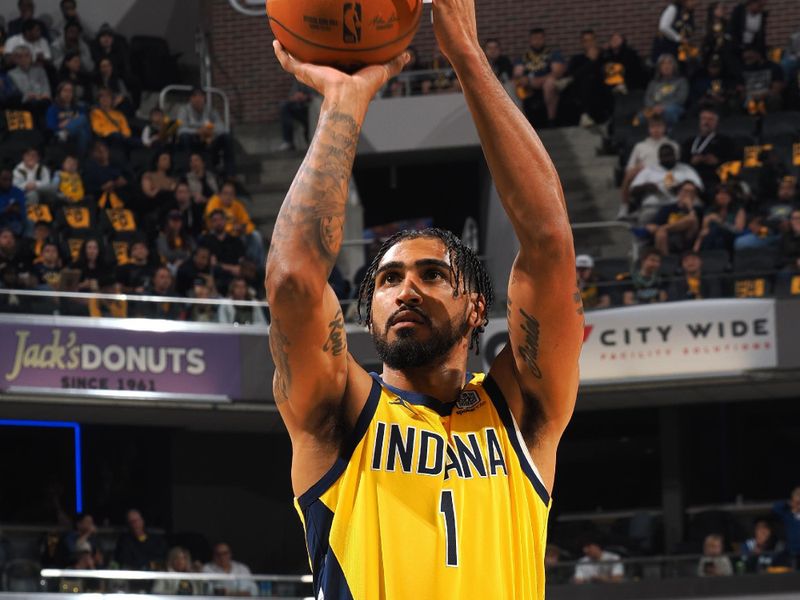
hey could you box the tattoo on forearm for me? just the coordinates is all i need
[322,309,346,356]
[269,319,292,404]
[518,308,543,379]
[573,289,584,316]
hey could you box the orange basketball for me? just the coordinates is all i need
[266,0,423,71]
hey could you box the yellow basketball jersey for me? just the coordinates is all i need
[295,372,551,600]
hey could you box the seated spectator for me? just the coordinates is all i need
[0,69,22,107]
[0,168,29,237]
[186,153,219,206]
[47,81,91,155]
[176,245,212,296]
[5,19,52,66]
[728,0,767,59]
[0,226,33,278]
[28,219,53,263]
[239,256,266,300]
[170,181,205,240]
[141,107,178,149]
[573,538,624,584]
[51,0,93,42]
[668,250,722,300]
[13,147,53,206]
[58,49,92,104]
[697,534,733,576]
[701,2,733,68]
[602,33,646,95]
[32,241,62,289]
[51,19,92,71]
[205,182,263,265]
[90,87,132,146]
[156,209,194,274]
[202,542,258,596]
[740,44,784,115]
[152,547,201,596]
[186,274,219,322]
[772,486,800,561]
[218,276,267,325]
[734,213,780,250]
[689,55,740,113]
[779,208,800,269]
[620,248,668,305]
[484,38,513,82]
[629,144,703,223]
[645,180,702,255]
[83,140,129,206]
[739,519,789,573]
[90,24,131,93]
[136,266,182,320]
[177,88,236,177]
[681,108,733,194]
[8,45,51,124]
[199,209,245,293]
[641,54,688,128]
[52,153,85,203]
[115,239,154,293]
[279,81,313,151]
[93,55,133,114]
[694,184,746,252]
[140,151,177,222]
[576,254,610,309]
[59,513,102,568]
[113,509,167,571]
[567,29,613,128]
[7,0,42,39]
[513,28,566,127]
[72,237,108,292]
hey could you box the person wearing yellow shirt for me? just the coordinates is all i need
[204,181,264,265]
[90,87,132,143]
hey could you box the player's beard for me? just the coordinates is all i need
[373,309,470,370]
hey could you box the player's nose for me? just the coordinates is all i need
[395,278,422,306]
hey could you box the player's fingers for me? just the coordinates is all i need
[272,40,298,75]
[385,52,411,80]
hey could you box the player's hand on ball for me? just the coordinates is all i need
[432,0,479,62]
[273,41,409,105]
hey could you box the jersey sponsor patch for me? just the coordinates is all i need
[456,390,483,414]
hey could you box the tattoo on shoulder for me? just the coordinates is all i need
[323,309,346,357]
[269,319,291,404]
[518,308,543,379]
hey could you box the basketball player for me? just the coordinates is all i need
[266,0,583,597]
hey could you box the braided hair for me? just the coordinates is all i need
[357,228,494,354]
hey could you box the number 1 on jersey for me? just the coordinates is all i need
[439,489,459,567]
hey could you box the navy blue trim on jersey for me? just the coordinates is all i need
[482,374,551,506]
[370,373,454,417]
[297,377,383,510]
[302,501,355,600]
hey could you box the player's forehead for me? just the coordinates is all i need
[378,237,450,269]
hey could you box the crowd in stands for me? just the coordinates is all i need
[0,0,273,323]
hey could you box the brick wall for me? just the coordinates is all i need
[204,0,800,125]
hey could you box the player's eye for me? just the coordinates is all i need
[381,271,400,285]
[423,269,445,281]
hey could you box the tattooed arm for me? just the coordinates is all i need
[265,44,408,486]
[432,0,583,491]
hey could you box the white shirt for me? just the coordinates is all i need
[574,551,625,583]
[13,161,52,190]
[202,561,258,596]
[631,162,704,194]
[627,136,681,170]
[744,12,763,45]
[5,33,52,62]
[659,4,683,43]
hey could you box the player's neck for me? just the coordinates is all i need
[381,361,467,405]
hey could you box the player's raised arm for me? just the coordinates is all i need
[433,0,583,488]
[265,43,408,431]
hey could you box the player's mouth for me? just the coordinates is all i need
[388,308,429,328]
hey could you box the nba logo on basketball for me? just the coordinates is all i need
[342,3,362,43]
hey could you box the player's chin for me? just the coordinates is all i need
[391,323,428,339]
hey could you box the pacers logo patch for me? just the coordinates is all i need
[456,390,482,413]
[343,3,362,43]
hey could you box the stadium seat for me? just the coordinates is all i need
[593,257,630,282]
[699,249,730,274]
[719,115,757,139]
[732,247,779,298]
[775,272,800,298]
[761,112,800,140]
[658,254,680,277]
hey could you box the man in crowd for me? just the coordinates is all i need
[772,486,800,563]
[573,538,625,584]
[113,509,167,571]
[176,245,213,296]
[0,168,29,237]
[115,240,154,293]
[5,18,52,65]
[7,0,44,39]
[681,108,732,195]
[668,250,721,300]
[204,181,263,265]
[645,180,702,256]
[567,29,613,128]
[514,27,566,126]
[171,181,205,240]
[0,227,33,277]
[741,44,784,115]
[177,88,236,177]
[136,266,182,320]
[13,147,52,206]
[729,0,768,58]
[278,81,313,152]
[82,140,129,204]
[697,534,734,576]
[199,209,245,293]
[32,241,62,289]
[621,248,668,305]
[484,38,513,82]
[59,513,102,567]
[7,46,51,124]
[52,18,93,70]
[576,254,610,309]
[202,542,258,597]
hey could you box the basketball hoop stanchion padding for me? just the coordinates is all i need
[266,0,423,71]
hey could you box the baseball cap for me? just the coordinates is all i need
[576,255,594,269]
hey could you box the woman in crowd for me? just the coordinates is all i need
[642,53,689,127]
[156,209,195,274]
[141,151,178,218]
[58,50,93,105]
[46,81,91,155]
[185,153,219,205]
[73,238,111,292]
[693,184,746,252]
[94,57,134,117]
[152,547,201,596]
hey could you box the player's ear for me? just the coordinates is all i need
[468,293,486,329]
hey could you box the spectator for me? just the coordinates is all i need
[278,81,312,151]
[218,276,267,325]
[739,519,789,573]
[152,547,201,596]
[141,107,177,149]
[137,266,182,320]
[5,19,52,65]
[185,274,219,322]
[32,241,62,289]
[646,180,702,255]
[113,509,167,571]
[51,0,93,42]
[514,28,567,126]
[93,56,133,116]
[689,55,740,114]
[772,486,800,561]
[7,0,41,39]
[90,24,130,90]
[702,2,733,68]
[641,54,689,128]
[52,153,85,203]
[170,181,205,240]
[51,19,93,70]
[652,0,697,63]
[484,38,513,82]
[90,86,133,146]
[204,182,263,265]
[576,254,610,309]
[115,240,154,293]
[0,69,22,107]
[567,29,613,128]
[58,50,92,104]
[681,108,732,194]
[156,210,194,273]
[185,153,219,206]
[140,151,177,216]
[740,44,784,115]
[46,81,91,155]
[8,45,51,124]
[544,544,573,585]
[60,513,102,568]
[602,33,646,94]
[697,534,733,576]
[779,208,800,269]
[0,168,28,237]
[199,209,245,290]
[728,0,768,58]
[0,227,33,278]
[668,250,722,300]
[177,88,236,177]
[176,246,212,296]
[573,538,624,584]
[238,257,266,300]
[621,248,668,305]
[202,542,258,597]
[13,147,52,206]
[734,213,780,250]
[694,184,746,252]
[72,238,107,292]
[82,140,129,206]
[629,144,703,223]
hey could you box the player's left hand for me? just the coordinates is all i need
[431,0,480,63]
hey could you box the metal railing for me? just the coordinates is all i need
[227,0,267,17]
[158,85,231,133]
